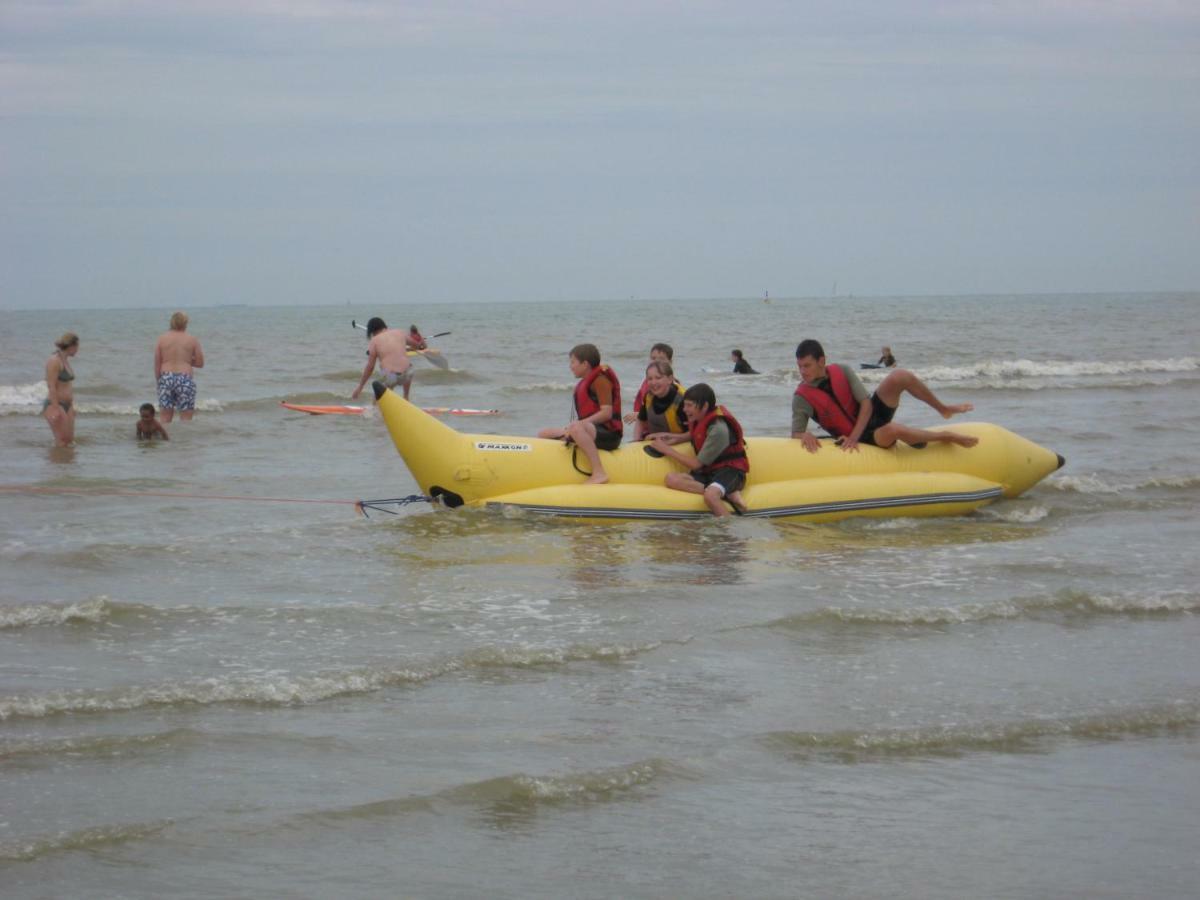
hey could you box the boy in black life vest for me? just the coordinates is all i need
[538,343,622,485]
[792,338,977,453]
[650,383,749,517]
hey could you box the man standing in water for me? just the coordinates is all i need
[154,311,205,423]
[352,317,414,400]
[792,338,977,452]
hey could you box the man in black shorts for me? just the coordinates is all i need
[792,339,979,452]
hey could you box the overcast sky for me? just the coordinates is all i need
[2,0,1197,309]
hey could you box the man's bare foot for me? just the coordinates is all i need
[940,402,974,419]
[726,493,749,515]
[585,473,610,485]
[946,433,979,448]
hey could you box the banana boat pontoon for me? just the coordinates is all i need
[372,382,1063,522]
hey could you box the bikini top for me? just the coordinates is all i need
[57,355,75,382]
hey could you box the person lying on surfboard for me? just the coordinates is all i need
[537,343,622,485]
[650,383,749,517]
[792,338,976,453]
[352,317,415,401]
[731,349,758,374]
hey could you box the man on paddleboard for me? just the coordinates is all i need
[352,317,414,400]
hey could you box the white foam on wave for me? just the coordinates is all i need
[980,505,1050,523]
[920,357,1198,384]
[1046,473,1200,494]
[508,381,576,393]
[0,382,48,413]
[0,596,111,629]
[0,383,225,416]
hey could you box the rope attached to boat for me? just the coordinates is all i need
[0,484,432,518]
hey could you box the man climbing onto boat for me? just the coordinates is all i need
[352,317,414,400]
[537,343,622,485]
[791,338,977,453]
[650,383,749,517]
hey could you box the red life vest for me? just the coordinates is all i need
[574,364,623,437]
[794,363,859,437]
[632,378,649,415]
[690,406,749,473]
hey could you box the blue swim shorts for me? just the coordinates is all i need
[157,372,197,411]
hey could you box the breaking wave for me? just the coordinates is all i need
[296,757,681,825]
[0,820,172,862]
[761,588,1200,630]
[1046,473,1200,495]
[761,700,1200,762]
[0,639,663,721]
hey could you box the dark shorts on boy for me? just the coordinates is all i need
[691,466,746,496]
[855,392,897,447]
[594,426,622,452]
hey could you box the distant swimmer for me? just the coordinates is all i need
[136,403,169,440]
[731,349,758,374]
[624,342,674,428]
[352,317,414,400]
[651,383,749,517]
[43,331,79,447]
[792,338,977,453]
[154,311,204,424]
[879,346,896,367]
[537,343,622,485]
[634,360,688,442]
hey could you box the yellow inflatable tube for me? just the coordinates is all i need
[372,383,1063,522]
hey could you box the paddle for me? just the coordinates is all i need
[351,320,450,338]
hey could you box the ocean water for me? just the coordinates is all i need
[1,293,1198,899]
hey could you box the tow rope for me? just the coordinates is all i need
[0,484,432,518]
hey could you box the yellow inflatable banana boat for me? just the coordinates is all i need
[372,382,1063,522]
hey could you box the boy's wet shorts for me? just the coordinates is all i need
[381,368,414,389]
[157,372,197,411]
[594,426,622,451]
[692,467,745,496]
[853,392,898,446]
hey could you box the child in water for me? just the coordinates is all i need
[136,403,169,440]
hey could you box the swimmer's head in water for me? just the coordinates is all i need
[139,403,156,418]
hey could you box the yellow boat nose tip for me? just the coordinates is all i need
[1056,453,1066,470]
[372,380,386,400]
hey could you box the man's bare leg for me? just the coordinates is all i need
[566,421,608,484]
[876,370,973,419]
[874,422,978,449]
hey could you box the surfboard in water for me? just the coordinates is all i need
[280,402,498,417]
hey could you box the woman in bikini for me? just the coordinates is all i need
[44,332,79,447]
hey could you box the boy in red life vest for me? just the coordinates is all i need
[791,338,978,453]
[537,343,622,485]
[650,383,749,517]
[623,342,674,432]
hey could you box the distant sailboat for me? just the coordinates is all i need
[763,290,771,304]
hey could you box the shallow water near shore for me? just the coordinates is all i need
[2,293,1199,898]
